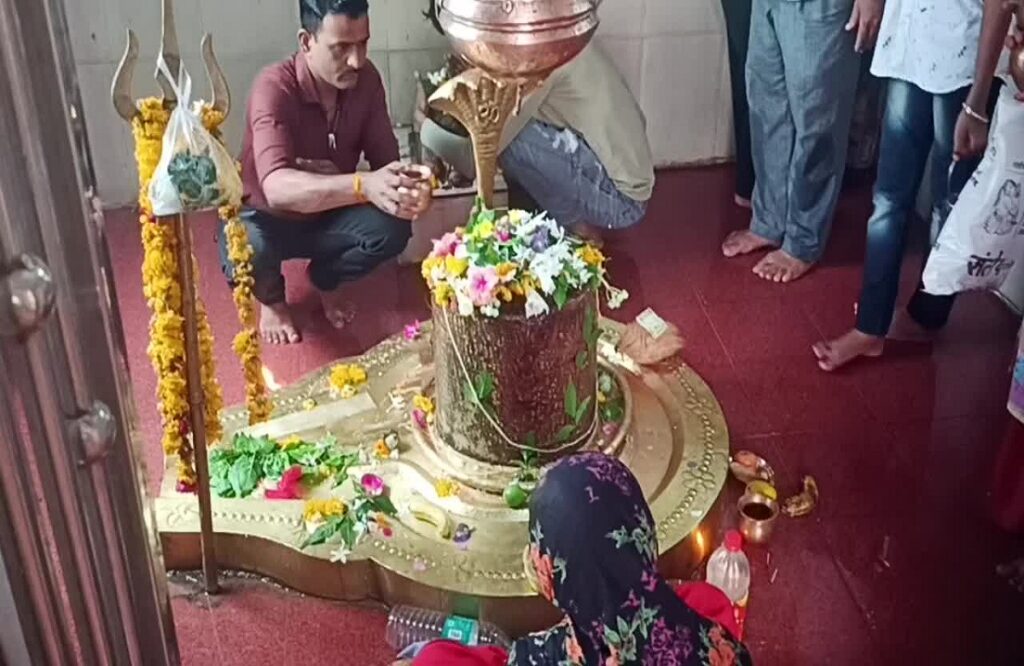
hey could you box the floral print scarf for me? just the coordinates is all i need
[509,453,751,666]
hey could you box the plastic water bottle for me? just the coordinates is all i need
[705,530,751,638]
[385,605,512,653]
[705,530,750,603]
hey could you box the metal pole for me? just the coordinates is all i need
[171,214,219,593]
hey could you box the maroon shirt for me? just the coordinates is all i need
[240,53,399,213]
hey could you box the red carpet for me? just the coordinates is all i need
[107,166,1024,664]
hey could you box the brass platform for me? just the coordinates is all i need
[154,320,730,635]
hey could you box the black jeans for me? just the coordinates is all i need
[219,205,410,305]
[722,0,755,200]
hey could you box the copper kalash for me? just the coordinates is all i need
[151,0,730,636]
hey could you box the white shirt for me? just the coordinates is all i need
[870,0,983,94]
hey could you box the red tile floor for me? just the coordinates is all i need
[107,166,1024,664]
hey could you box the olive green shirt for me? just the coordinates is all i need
[422,44,655,202]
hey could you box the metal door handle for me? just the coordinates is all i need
[0,253,56,338]
[73,401,117,466]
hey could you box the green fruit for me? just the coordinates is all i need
[503,482,529,509]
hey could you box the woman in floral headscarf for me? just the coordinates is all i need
[408,452,751,666]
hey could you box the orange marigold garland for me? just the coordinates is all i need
[202,107,273,424]
[133,98,224,491]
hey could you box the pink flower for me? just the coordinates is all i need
[497,229,511,242]
[413,408,429,429]
[265,465,304,500]
[403,320,423,341]
[467,266,499,306]
[176,479,196,494]
[431,232,461,257]
[360,473,385,497]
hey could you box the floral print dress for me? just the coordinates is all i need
[508,453,751,666]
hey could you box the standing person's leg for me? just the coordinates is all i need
[899,83,1001,336]
[754,0,860,283]
[219,209,304,345]
[721,0,756,204]
[498,120,647,237]
[306,204,411,328]
[723,0,790,257]
[812,80,935,370]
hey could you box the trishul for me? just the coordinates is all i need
[110,0,231,120]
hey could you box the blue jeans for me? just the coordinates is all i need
[499,120,647,230]
[218,205,410,305]
[855,80,979,337]
[747,0,861,262]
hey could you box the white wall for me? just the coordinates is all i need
[69,0,733,207]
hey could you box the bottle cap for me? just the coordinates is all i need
[724,529,743,552]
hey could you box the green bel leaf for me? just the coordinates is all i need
[302,519,341,549]
[564,382,578,420]
[228,455,259,498]
[555,424,576,443]
[575,350,589,370]
[475,371,495,403]
[372,494,399,517]
[574,396,593,424]
[554,280,569,310]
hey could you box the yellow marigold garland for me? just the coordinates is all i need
[133,98,224,490]
[201,108,272,425]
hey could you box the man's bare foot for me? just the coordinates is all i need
[260,302,301,345]
[812,329,884,372]
[996,558,1024,593]
[753,249,813,283]
[734,194,752,209]
[721,230,777,258]
[320,287,354,330]
[886,310,937,343]
[571,223,604,248]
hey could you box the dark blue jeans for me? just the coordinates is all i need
[218,205,410,305]
[855,80,980,337]
[498,120,648,230]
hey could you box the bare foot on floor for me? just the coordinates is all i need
[887,310,937,343]
[997,558,1024,593]
[260,302,301,345]
[753,249,813,283]
[812,330,883,372]
[320,287,355,330]
[721,230,776,258]
[571,223,605,249]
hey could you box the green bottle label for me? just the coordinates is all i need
[441,615,480,646]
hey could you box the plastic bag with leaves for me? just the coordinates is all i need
[148,56,242,216]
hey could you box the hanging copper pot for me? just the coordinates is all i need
[436,0,601,79]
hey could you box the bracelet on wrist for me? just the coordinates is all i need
[353,173,367,202]
[962,102,990,124]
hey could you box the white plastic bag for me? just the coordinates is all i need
[923,84,1024,295]
[148,57,242,216]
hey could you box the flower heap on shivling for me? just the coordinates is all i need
[422,204,629,474]
[422,208,627,319]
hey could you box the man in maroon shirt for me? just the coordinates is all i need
[220,0,432,344]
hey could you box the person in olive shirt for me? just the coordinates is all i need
[417,42,655,244]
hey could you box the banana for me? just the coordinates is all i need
[408,496,453,540]
[782,475,819,518]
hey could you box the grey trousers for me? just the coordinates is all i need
[747,0,861,263]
